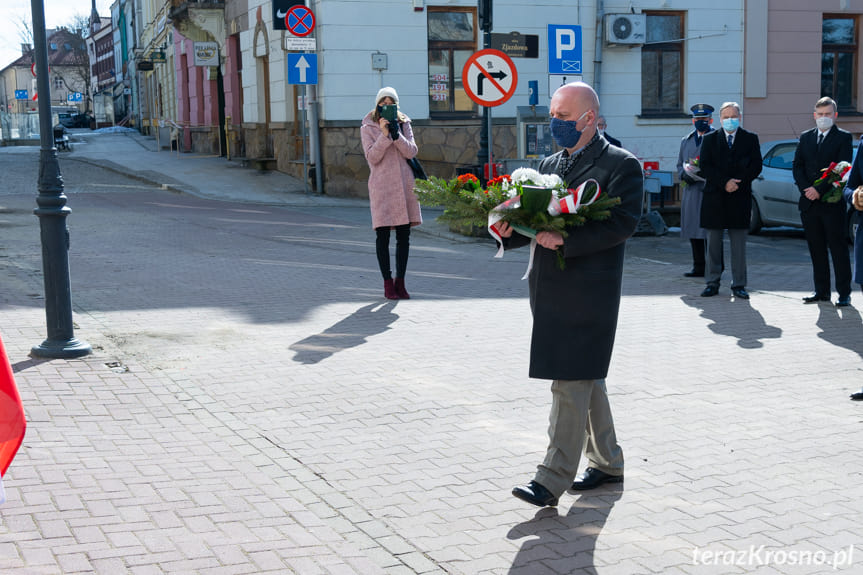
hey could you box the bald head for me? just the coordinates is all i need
[552,82,600,112]
[549,82,600,152]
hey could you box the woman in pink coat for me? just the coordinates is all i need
[361,87,423,299]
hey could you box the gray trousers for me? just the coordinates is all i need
[534,379,624,496]
[705,228,747,288]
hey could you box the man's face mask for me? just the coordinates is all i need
[550,111,589,149]
[721,117,740,132]
[694,119,711,133]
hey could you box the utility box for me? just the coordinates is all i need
[516,106,551,159]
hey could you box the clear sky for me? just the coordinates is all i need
[1,0,114,70]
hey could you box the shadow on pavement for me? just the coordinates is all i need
[816,303,863,361]
[289,300,399,364]
[506,489,622,574]
[681,295,782,349]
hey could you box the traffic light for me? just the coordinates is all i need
[478,0,492,32]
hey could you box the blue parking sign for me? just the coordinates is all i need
[287,53,317,85]
[548,25,582,75]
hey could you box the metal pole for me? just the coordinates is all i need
[476,0,492,179]
[301,85,309,194]
[487,106,493,179]
[29,0,91,358]
[308,84,323,194]
[225,115,231,161]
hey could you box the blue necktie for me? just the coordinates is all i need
[727,134,733,148]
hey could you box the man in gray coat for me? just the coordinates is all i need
[677,104,714,277]
[496,82,643,507]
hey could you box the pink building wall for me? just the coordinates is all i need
[224,35,242,127]
[173,31,218,148]
[745,0,863,143]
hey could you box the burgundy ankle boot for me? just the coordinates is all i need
[394,278,410,299]
[384,278,398,300]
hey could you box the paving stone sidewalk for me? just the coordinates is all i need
[1,134,862,574]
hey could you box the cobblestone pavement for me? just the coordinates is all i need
[1,133,862,574]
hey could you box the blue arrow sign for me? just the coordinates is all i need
[14,90,28,100]
[287,53,317,85]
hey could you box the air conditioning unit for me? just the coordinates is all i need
[605,13,646,46]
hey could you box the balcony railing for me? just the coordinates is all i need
[170,0,225,20]
[170,0,224,8]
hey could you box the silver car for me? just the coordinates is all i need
[751,139,856,239]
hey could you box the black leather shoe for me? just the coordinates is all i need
[851,389,863,401]
[684,270,705,277]
[803,293,830,303]
[571,467,624,491]
[512,480,558,507]
[836,296,851,307]
[700,285,719,297]
[731,287,750,300]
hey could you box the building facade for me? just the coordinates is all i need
[92,0,863,198]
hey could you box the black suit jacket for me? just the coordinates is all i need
[603,133,622,148]
[698,127,763,229]
[792,125,853,211]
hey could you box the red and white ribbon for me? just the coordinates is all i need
[555,179,600,214]
[488,195,522,258]
[487,179,602,278]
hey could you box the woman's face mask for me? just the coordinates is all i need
[550,111,590,149]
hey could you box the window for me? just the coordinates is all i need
[822,16,857,111]
[53,76,63,89]
[428,7,477,118]
[641,12,683,115]
[762,142,797,170]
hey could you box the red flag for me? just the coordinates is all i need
[0,333,26,477]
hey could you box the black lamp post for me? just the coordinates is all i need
[29,0,91,359]
[476,0,492,172]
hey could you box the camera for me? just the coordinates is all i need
[380,104,399,141]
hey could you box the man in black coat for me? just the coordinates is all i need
[496,82,643,507]
[698,102,763,299]
[792,96,853,307]
[597,115,622,148]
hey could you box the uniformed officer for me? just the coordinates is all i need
[677,103,714,277]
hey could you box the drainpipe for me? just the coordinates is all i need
[594,0,604,100]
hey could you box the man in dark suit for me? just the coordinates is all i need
[496,82,643,507]
[597,115,622,148]
[841,151,863,400]
[698,102,763,299]
[792,96,853,307]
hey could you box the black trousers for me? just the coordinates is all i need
[375,224,410,280]
[801,202,851,298]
